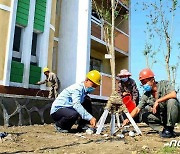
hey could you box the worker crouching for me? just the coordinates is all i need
[123,68,180,138]
[50,70,101,133]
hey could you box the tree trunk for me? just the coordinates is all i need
[111,0,116,93]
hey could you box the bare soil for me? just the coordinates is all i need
[0,123,180,154]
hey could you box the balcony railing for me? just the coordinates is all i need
[91,16,129,53]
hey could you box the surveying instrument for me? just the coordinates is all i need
[96,91,142,136]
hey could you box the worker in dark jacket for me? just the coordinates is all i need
[117,69,139,105]
[123,68,180,138]
[37,67,60,98]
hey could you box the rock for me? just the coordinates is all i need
[117,134,124,138]
[86,128,93,135]
[142,145,149,150]
[131,151,137,154]
[103,134,108,137]
[129,131,135,137]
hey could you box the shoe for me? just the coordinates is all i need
[54,125,69,133]
[77,125,90,133]
[160,127,175,138]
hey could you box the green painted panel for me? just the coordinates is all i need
[16,0,30,26]
[34,14,45,22]
[34,0,46,32]
[34,24,44,32]
[36,0,46,3]
[36,2,46,7]
[10,61,24,83]
[16,17,28,26]
[34,19,45,26]
[34,9,45,17]
[29,65,41,84]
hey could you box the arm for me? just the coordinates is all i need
[52,74,59,89]
[118,82,123,97]
[153,91,177,114]
[37,79,47,85]
[122,107,141,126]
[71,90,93,121]
[131,80,139,103]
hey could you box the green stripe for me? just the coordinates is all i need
[10,61,24,83]
[29,65,41,84]
[16,0,30,26]
[34,0,46,32]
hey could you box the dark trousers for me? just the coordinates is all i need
[141,98,180,131]
[51,96,92,130]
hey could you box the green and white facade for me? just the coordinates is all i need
[0,0,59,95]
[0,0,130,100]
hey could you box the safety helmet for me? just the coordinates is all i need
[43,67,50,73]
[117,69,131,77]
[86,70,101,85]
[139,68,155,81]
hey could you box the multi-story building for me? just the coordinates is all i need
[0,0,129,101]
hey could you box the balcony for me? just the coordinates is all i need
[91,16,129,53]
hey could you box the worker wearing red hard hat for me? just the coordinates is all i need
[123,68,180,138]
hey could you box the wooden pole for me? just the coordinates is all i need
[111,0,116,93]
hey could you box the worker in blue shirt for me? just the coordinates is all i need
[50,70,101,133]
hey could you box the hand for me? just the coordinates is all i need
[122,119,129,127]
[90,117,96,128]
[123,92,130,96]
[152,100,159,114]
[36,82,40,85]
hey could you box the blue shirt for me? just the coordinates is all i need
[50,82,93,121]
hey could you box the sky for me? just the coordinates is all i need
[130,0,180,95]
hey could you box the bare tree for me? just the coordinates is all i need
[138,0,180,86]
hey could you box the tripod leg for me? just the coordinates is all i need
[110,114,116,135]
[115,112,121,128]
[125,112,142,135]
[96,109,109,134]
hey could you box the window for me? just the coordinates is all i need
[30,32,38,65]
[92,9,100,20]
[90,57,102,72]
[12,26,22,61]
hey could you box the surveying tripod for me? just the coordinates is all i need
[96,92,142,136]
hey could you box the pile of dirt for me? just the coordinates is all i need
[0,123,180,153]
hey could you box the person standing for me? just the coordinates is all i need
[37,67,60,98]
[123,68,180,138]
[50,70,101,133]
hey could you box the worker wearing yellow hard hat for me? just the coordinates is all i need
[50,70,101,133]
[36,67,60,98]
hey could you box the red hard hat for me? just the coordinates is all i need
[139,68,155,81]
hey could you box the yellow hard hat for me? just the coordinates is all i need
[43,67,49,73]
[86,70,101,85]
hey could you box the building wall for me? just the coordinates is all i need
[57,0,91,90]
[0,3,10,81]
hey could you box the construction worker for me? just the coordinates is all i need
[37,67,60,98]
[117,69,140,122]
[123,68,180,138]
[117,69,139,105]
[50,70,101,133]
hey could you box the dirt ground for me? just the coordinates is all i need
[0,123,180,154]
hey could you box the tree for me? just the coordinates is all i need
[92,0,129,111]
[139,0,180,86]
[92,0,129,93]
